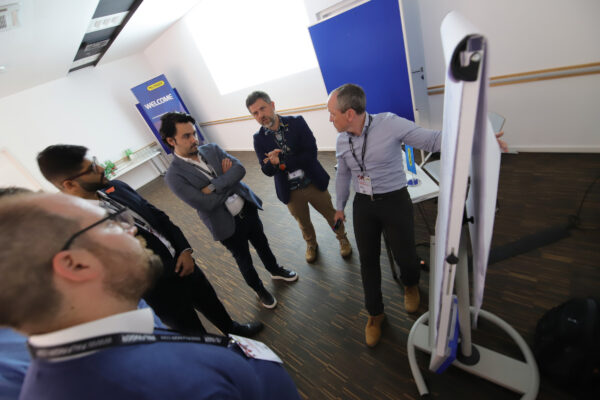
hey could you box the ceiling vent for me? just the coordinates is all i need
[0,3,20,32]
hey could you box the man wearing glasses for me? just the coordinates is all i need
[37,144,262,337]
[0,192,301,400]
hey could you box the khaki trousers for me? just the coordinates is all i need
[286,184,346,246]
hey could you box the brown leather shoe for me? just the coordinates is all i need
[365,313,385,347]
[404,285,420,313]
[305,243,318,263]
[339,237,352,258]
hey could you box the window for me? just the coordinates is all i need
[185,0,318,94]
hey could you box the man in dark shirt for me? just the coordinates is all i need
[36,144,262,337]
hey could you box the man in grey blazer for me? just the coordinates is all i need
[160,112,298,309]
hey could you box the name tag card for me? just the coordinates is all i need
[287,169,304,180]
[229,335,283,364]
[357,175,373,195]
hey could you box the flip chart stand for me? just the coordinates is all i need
[406,228,539,398]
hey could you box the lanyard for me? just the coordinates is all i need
[28,331,231,360]
[97,191,176,257]
[348,114,373,174]
[267,120,290,155]
[193,155,217,179]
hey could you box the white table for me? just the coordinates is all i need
[405,158,440,204]
[112,148,167,179]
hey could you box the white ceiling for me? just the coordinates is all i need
[0,0,203,100]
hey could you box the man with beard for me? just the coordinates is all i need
[160,112,298,310]
[36,145,262,337]
[0,193,301,400]
[247,91,352,263]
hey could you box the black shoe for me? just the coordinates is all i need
[229,321,264,337]
[256,286,277,309]
[271,266,298,282]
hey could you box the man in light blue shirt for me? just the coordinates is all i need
[328,83,441,348]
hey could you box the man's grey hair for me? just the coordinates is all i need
[246,91,272,109]
[332,83,366,115]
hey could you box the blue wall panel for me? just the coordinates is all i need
[309,0,414,120]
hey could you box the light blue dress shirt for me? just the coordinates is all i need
[335,112,441,210]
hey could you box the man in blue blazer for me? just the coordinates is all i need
[246,91,352,263]
[0,192,301,400]
[37,145,262,337]
[160,112,298,310]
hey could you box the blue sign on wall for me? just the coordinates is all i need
[131,74,205,153]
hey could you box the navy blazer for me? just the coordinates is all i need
[253,115,329,204]
[100,180,190,277]
[165,143,263,242]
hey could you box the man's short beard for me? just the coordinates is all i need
[79,175,109,194]
[263,116,276,129]
[87,237,163,303]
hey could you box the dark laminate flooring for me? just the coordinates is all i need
[138,151,600,400]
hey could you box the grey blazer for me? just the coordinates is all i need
[165,143,263,241]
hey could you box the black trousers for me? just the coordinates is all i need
[353,188,419,316]
[144,263,233,336]
[221,202,279,292]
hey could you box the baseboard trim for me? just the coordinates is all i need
[509,146,600,153]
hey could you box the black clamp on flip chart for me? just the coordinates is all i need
[451,35,484,82]
[445,253,459,265]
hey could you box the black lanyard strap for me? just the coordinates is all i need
[348,114,373,174]
[267,120,290,155]
[193,155,217,178]
[28,332,231,360]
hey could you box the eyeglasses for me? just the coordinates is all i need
[63,157,100,182]
[61,207,135,251]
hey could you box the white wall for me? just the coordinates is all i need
[417,0,600,151]
[142,3,340,152]
[2,0,598,193]
[143,0,600,153]
[0,54,163,190]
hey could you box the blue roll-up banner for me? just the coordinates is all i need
[131,74,205,153]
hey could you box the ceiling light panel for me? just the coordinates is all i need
[86,11,128,33]
[0,2,20,32]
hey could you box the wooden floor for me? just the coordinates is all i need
[139,151,600,400]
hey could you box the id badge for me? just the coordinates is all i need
[357,175,373,195]
[287,169,304,180]
[229,334,283,364]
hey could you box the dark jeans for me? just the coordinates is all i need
[221,202,280,292]
[353,187,419,316]
[144,264,233,335]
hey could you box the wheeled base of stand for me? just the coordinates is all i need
[407,307,539,399]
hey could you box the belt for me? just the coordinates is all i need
[234,208,246,219]
[355,187,407,201]
[234,201,255,219]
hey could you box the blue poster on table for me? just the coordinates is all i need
[405,144,417,174]
[131,74,205,153]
